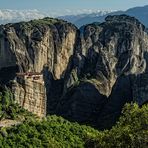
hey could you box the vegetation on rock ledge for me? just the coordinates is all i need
[0,88,34,121]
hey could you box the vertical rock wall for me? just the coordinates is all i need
[0,18,78,117]
[11,74,46,117]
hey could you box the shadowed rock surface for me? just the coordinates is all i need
[57,15,148,128]
[0,15,148,129]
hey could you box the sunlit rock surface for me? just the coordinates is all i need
[0,15,148,128]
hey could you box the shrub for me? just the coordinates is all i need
[85,103,148,148]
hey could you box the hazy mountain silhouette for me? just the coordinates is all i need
[60,5,148,28]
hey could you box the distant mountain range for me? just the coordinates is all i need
[58,10,115,23]
[0,9,114,25]
[60,5,148,28]
[0,5,148,28]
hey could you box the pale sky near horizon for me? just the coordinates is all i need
[0,0,148,15]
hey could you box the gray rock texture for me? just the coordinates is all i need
[57,15,148,128]
[0,15,148,128]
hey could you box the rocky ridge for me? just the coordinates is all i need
[56,15,148,128]
[0,15,148,128]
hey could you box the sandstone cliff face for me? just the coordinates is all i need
[0,18,78,116]
[0,15,148,128]
[11,74,46,117]
[0,18,77,79]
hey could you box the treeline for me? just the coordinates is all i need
[0,89,147,147]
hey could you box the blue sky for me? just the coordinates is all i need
[0,0,148,15]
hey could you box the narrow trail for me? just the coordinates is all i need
[0,119,22,127]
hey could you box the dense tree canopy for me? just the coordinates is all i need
[0,89,147,147]
[86,103,148,148]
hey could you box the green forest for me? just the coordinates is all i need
[0,89,147,148]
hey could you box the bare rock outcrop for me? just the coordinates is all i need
[0,18,77,79]
[11,73,46,117]
[57,15,148,128]
[0,15,148,128]
[0,18,78,116]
